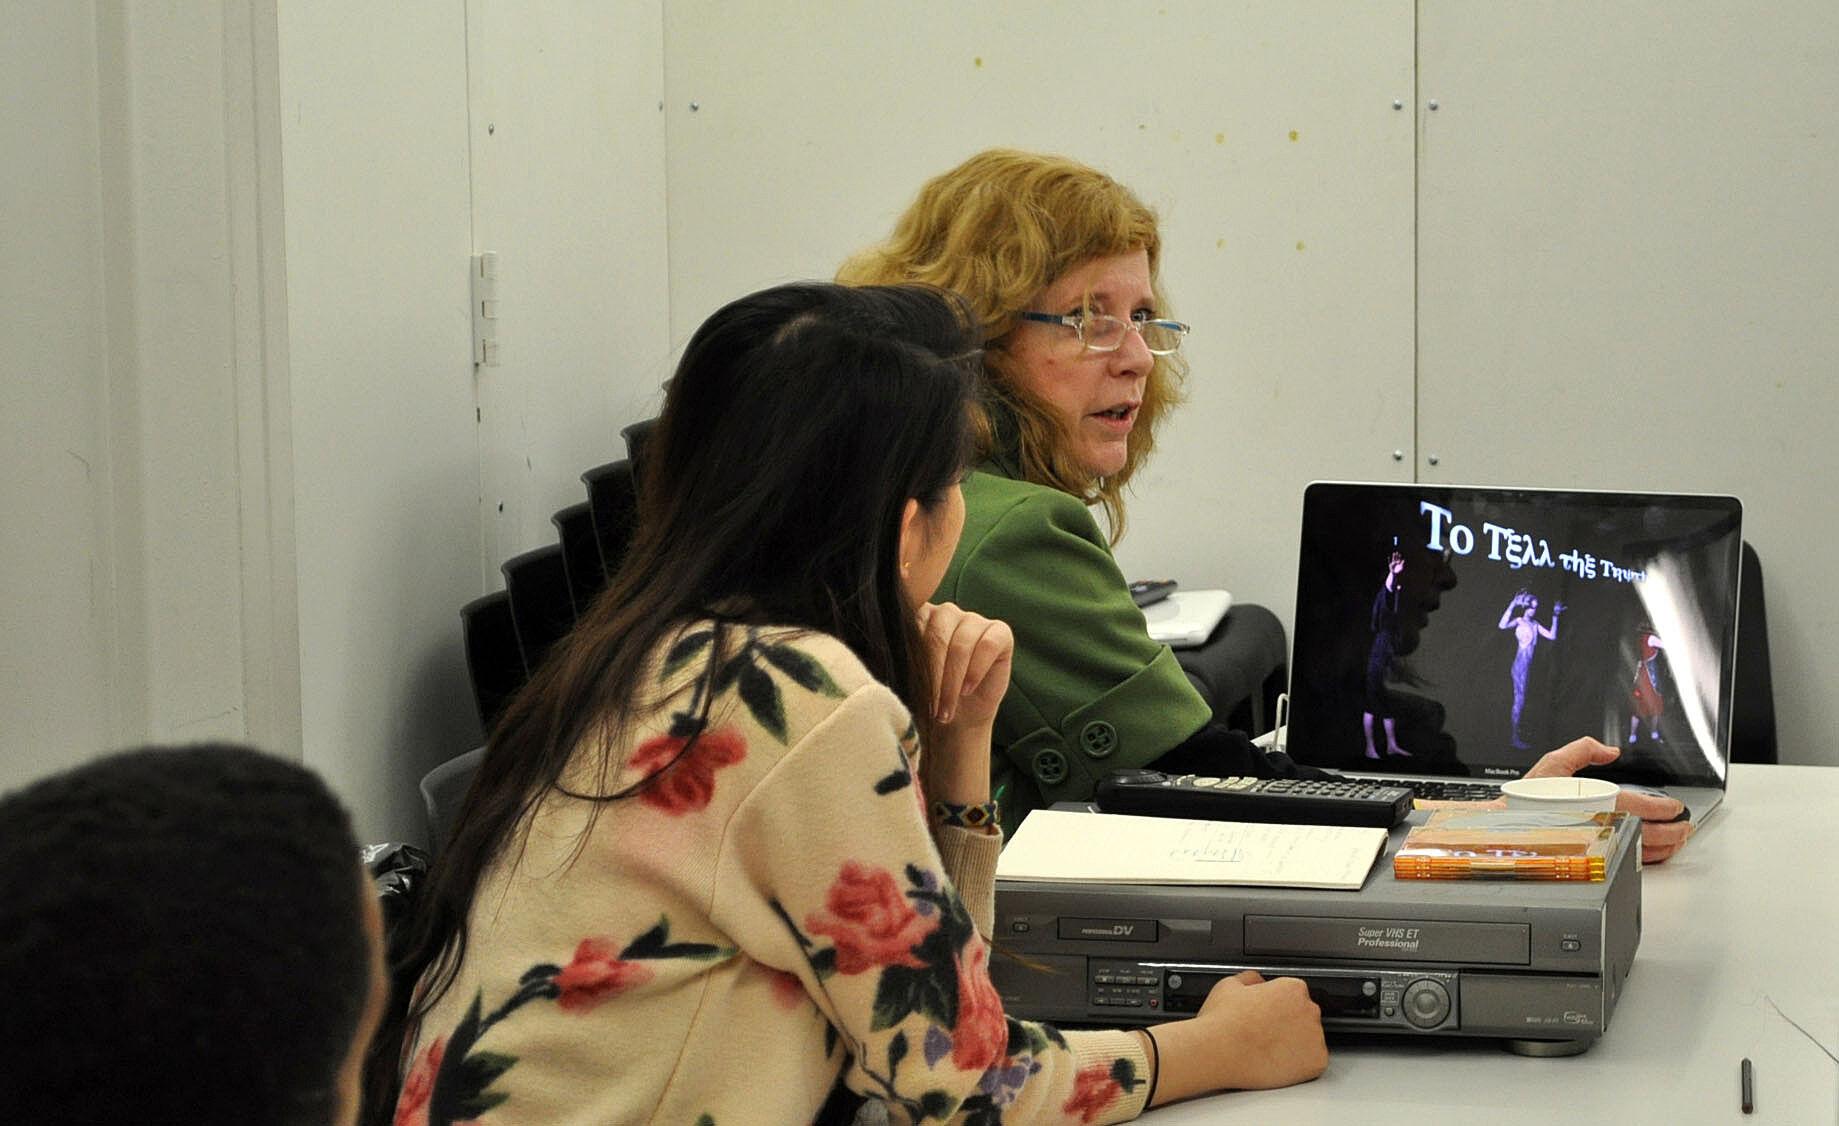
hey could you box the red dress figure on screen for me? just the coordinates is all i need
[1499,590,1564,749]
[1629,627,1666,743]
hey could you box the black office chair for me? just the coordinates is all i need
[1174,602,1290,737]
[1730,541,1777,764]
[419,745,487,856]
[502,543,577,672]
[582,458,641,576]
[621,417,657,485]
[553,500,606,611]
[460,590,524,732]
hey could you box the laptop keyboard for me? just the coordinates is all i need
[1367,777,1503,803]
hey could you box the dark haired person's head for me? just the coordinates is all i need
[378,282,980,1108]
[638,281,979,672]
[0,743,384,1126]
[489,280,979,768]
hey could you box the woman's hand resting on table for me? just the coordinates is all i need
[1142,970,1329,1107]
[1418,737,1694,864]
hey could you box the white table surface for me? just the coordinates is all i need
[1143,764,1839,1123]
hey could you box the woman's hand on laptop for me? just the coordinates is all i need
[1523,737,1695,864]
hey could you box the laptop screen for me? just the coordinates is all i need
[1285,482,1743,788]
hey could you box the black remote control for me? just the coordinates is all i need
[1128,579,1178,607]
[1095,769,1414,828]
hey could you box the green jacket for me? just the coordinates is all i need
[936,463,1212,831]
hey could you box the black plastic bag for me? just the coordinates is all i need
[362,841,429,939]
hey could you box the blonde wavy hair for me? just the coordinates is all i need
[838,148,1186,541]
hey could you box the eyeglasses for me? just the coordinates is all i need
[1016,311,1190,356]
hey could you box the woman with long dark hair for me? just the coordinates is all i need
[366,282,1327,1124]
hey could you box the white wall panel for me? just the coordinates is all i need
[467,0,672,578]
[1,2,279,794]
[276,1,482,840]
[0,4,116,792]
[119,2,253,751]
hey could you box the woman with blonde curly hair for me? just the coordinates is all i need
[841,149,1289,830]
[842,148,1182,538]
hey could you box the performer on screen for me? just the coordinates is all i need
[1499,590,1564,749]
[1363,549,1411,759]
[1629,626,1666,744]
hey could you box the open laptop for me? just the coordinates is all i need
[1275,481,1742,825]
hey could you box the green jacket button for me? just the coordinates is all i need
[1079,720,1119,758]
[1032,748,1069,785]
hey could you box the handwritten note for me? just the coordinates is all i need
[996,809,1387,891]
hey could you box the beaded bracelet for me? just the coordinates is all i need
[930,799,1000,829]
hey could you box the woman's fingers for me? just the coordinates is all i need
[916,603,1013,725]
[1522,737,1620,778]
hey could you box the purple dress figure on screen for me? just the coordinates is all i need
[1498,590,1564,749]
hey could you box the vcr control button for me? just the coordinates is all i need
[1402,979,1451,1028]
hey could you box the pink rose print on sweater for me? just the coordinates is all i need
[396,919,733,1124]
[950,943,1009,1073]
[554,936,657,1013]
[805,862,936,974]
[631,726,746,814]
[1063,1063,1126,1123]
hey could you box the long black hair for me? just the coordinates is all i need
[363,282,980,1118]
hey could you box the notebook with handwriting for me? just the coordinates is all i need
[995,809,1386,891]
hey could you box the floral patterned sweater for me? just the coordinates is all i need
[394,623,1151,1125]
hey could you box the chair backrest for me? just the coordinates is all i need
[460,590,524,732]
[1730,540,1777,764]
[502,543,578,671]
[581,458,640,576]
[620,417,657,486]
[419,745,487,855]
[552,500,606,611]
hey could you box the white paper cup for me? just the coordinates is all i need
[1500,776,1621,813]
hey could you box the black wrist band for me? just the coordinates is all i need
[1142,1026,1160,1107]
